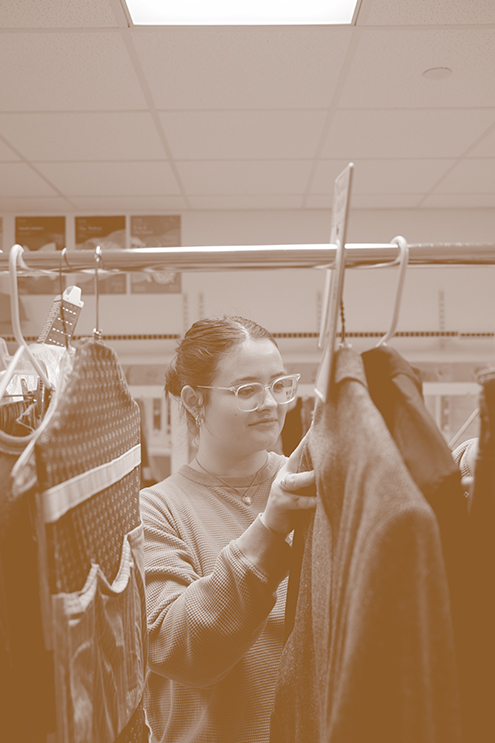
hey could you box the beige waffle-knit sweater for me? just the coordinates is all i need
[140,451,290,743]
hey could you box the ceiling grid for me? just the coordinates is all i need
[0,0,494,213]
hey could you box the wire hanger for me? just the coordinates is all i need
[0,245,52,403]
[448,406,479,450]
[375,235,409,347]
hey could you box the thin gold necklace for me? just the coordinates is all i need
[194,453,269,505]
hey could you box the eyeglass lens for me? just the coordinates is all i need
[236,376,298,411]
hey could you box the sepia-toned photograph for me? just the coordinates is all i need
[1,2,494,743]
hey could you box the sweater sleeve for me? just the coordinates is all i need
[140,488,291,688]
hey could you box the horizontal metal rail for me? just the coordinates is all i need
[2,242,495,274]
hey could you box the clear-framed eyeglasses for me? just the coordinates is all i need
[197,373,301,412]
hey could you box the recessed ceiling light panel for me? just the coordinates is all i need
[123,0,361,26]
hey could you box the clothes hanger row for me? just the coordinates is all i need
[315,234,410,403]
[0,244,103,406]
[0,245,52,403]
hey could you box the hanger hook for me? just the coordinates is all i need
[4,244,52,391]
[61,246,72,270]
[376,236,409,347]
[93,245,103,341]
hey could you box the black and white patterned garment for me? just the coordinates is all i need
[35,340,141,592]
[13,339,150,743]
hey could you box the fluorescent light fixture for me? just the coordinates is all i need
[123,0,361,26]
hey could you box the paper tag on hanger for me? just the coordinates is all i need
[37,285,84,346]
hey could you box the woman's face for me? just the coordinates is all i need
[200,338,288,457]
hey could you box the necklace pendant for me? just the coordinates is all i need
[242,495,252,505]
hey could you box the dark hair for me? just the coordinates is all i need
[165,315,277,430]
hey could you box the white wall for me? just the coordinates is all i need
[3,206,495,360]
[180,207,495,246]
[3,206,494,249]
[4,206,493,463]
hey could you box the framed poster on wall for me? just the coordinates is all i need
[15,216,66,294]
[74,215,127,294]
[130,215,181,294]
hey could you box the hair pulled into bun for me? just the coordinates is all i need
[164,315,276,432]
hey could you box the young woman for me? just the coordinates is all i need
[140,315,316,743]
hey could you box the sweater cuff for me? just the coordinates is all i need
[234,514,291,586]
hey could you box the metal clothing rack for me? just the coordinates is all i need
[2,242,495,274]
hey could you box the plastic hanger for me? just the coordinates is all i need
[375,236,409,347]
[0,245,52,403]
[314,236,347,403]
[0,338,11,371]
[315,163,354,403]
[93,245,103,341]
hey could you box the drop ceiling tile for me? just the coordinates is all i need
[188,195,304,210]
[311,159,456,194]
[134,26,352,109]
[159,110,327,160]
[321,109,495,159]
[0,163,59,197]
[467,124,495,156]
[309,159,358,193]
[431,159,495,193]
[0,196,75,212]
[340,28,495,109]
[421,193,495,208]
[70,196,187,211]
[0,0,118,27]
[345,193,425,209]
[306,192,423,209]
[36,161,182,196]
[176,160,313,195]
[362,0,495,25]
[304,194,334,210]
[0,33,147,111]
[0,113,167,161]
[0,138,20,161]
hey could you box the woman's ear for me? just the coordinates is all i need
[181,385,204,419]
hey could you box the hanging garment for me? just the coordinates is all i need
[0,399,37,435]
[12,339,149,743]
[0,426,55,743]
[270,347,461,743]
[462,371,495,743]
[281,398,303,456]
[361,345,469,728]
[452,437,478,483]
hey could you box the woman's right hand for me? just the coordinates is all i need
[262,437,317,538]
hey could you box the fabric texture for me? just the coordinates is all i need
[362,345,468,732]
[52,524,147,743]
[140,451,290,743]
[462,371,495,743]
[11,339,148,743]
[271,347,462,743]
[452,436,478,480]
[34,339,142,593]
[0,428,55,743]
